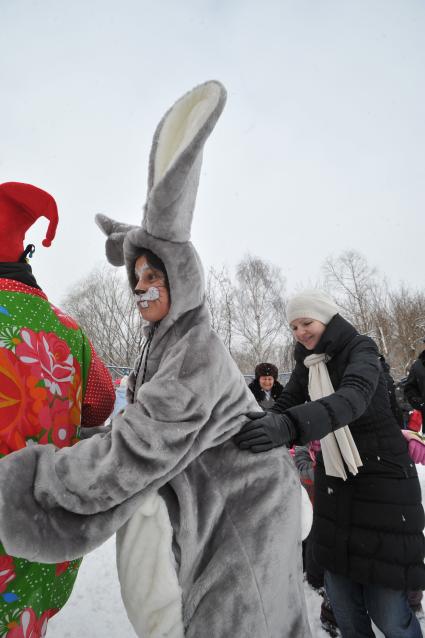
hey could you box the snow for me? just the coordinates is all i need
[47,467,425,637]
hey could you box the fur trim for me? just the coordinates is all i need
[255,362,278,380]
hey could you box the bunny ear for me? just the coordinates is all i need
[143,80,227,243]
[95,214,137,267]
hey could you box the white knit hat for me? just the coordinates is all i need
[286,289,340,325]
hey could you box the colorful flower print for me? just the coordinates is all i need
[16,330,75,397]
[68,362,82,427]
[25,377,48,416]
[0,328,21,351]
[0,609,21,637]
[0,556,15,594]
[1,594,18,604]
[54,562,70,577]
[0,340,81,450]
[51,407,76,448]
[0,349,33,450]
[0,440,11,457]
[3,607,53,638]
[49,305,78,330]
[37,401,76,449]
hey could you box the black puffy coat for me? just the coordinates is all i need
[272,315,425,591]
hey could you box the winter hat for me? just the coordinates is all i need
[0,182,59,261]
[286,289,340,326]
[255,362,278,380]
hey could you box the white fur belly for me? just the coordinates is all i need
[116,492,184,638]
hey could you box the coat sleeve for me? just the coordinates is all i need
[0,330,248,561]
[284,336,381,445]
[270,363,309,413]
[81,340,115,426]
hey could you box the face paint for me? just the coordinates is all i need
[135,286,161,308]
[134,255,171,322]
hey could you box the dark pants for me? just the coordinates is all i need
[324,570,422,638]
[303,532,324,589]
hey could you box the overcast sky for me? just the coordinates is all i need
[1,0,424,304]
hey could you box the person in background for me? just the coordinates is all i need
[0,181,115,636]
[404,342,425,426]
[294,445,339,636]
[395,376,415,429]
[407,409,423,434]
[248,362,284,409]
[379,354,403,426]
[236,288,424,638]
[400,419,425,614]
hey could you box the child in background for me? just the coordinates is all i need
[295,445,339,636]
[408,409,423,434]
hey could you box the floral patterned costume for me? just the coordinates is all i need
[0,278,114,637]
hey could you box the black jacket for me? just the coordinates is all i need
[248,378,283,409]
[272,314,425,591]
[404,352,425,419]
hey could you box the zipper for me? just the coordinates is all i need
[373,454,409,477]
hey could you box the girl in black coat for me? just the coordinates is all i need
[235,289,424,638]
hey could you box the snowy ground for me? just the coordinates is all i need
[48,467,425,637]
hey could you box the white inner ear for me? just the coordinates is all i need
[153,83,221,187]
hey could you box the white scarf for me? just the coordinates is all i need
[304,353,363,480]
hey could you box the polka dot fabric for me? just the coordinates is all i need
[83,341,115,426]
[0,277,48,300]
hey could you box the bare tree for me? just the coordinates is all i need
[323,250,380,334]
[323,249,395,353]
[205,266,235,353]
[62,265,144,368]
[388,286,425,376]
[322,250,425,378]
[232,255,287,369]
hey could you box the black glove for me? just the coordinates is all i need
[234,411,296,453]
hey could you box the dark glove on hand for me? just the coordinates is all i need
[234,411,297,453]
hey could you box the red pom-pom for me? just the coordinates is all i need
[42,238,52,247]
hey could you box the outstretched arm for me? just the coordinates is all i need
[235,336,380,451]
[0,332,247,563]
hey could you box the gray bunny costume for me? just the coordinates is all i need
[0,82,311,637]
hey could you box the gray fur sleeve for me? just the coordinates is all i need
[0,334,250,562]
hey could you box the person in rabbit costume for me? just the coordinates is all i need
[0,81,312,637]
